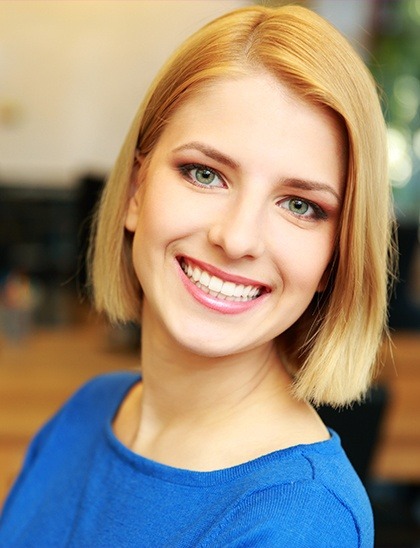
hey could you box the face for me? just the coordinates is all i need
[125,72,345,358]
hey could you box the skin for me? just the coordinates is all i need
[115,71,346,471]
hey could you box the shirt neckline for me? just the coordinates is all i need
[104,372,340,487]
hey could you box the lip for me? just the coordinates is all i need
[176,256,270,315]
[180,255,270,290]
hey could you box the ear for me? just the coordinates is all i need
[125,153,144,233]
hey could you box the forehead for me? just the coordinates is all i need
[151,72,346,192]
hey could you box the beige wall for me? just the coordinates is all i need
[0,0,250,186]
[0,0,372,188]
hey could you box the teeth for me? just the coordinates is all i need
[249,287,259,298]
[199,271,211,286]
[243,285,252,298]
[181,259,262,302]
[233,284,245,297]
[220,281,235,297]
[209,276,223,292]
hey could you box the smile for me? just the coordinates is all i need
[179,257,266,302]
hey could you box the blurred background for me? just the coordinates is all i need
[0,1,419,545]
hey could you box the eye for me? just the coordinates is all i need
[178,163,225,189]
[279,197,327,221]
[288,198,309,215]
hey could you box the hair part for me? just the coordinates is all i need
[89,4,395,406]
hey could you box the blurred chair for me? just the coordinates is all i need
[317,384,389,485]
[389,224,420,331]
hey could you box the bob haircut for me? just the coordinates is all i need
[90,5,394,407]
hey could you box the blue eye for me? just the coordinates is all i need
[280,197,327,220]
[179,164,224,188]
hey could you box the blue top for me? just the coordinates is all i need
[0,372,373,547]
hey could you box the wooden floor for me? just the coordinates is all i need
[0,306,419,508]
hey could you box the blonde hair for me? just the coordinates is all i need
[90,5,394,406]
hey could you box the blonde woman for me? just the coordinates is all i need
[0,5,393,546]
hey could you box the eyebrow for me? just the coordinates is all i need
[173,141,341,203]
[172,142,240,170]
[282,178,341,204]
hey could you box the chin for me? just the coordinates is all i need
[169,325,262,359]
[176,337,237,358]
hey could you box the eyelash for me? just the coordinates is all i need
[279,197,328,221]
[177,163,327,221]
[178,163,224,189]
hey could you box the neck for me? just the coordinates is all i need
[117,305,326,470]
[137,306,293,430]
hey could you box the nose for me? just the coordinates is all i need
[207,196,266,260]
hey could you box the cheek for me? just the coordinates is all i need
[133,179,195,247]
[142,178,218,240]
[273,227,336,291]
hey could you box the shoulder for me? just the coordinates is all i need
[79,370,138,402]
[47,371,140,438]
[15,372,139,470]
[0,372,139,531]
[208,481,369,548]
[54,371,140,423]
[202,433,373,547]
[66,371,140,408]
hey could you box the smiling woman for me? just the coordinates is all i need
[123,73,344,359]
[0,4,394,547]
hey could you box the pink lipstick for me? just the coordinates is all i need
[177,256,269,315]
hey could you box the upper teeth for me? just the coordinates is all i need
[181,260,261,301]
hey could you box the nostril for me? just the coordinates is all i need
[207,219,265,260]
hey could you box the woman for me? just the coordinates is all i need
[0,5,393,546]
